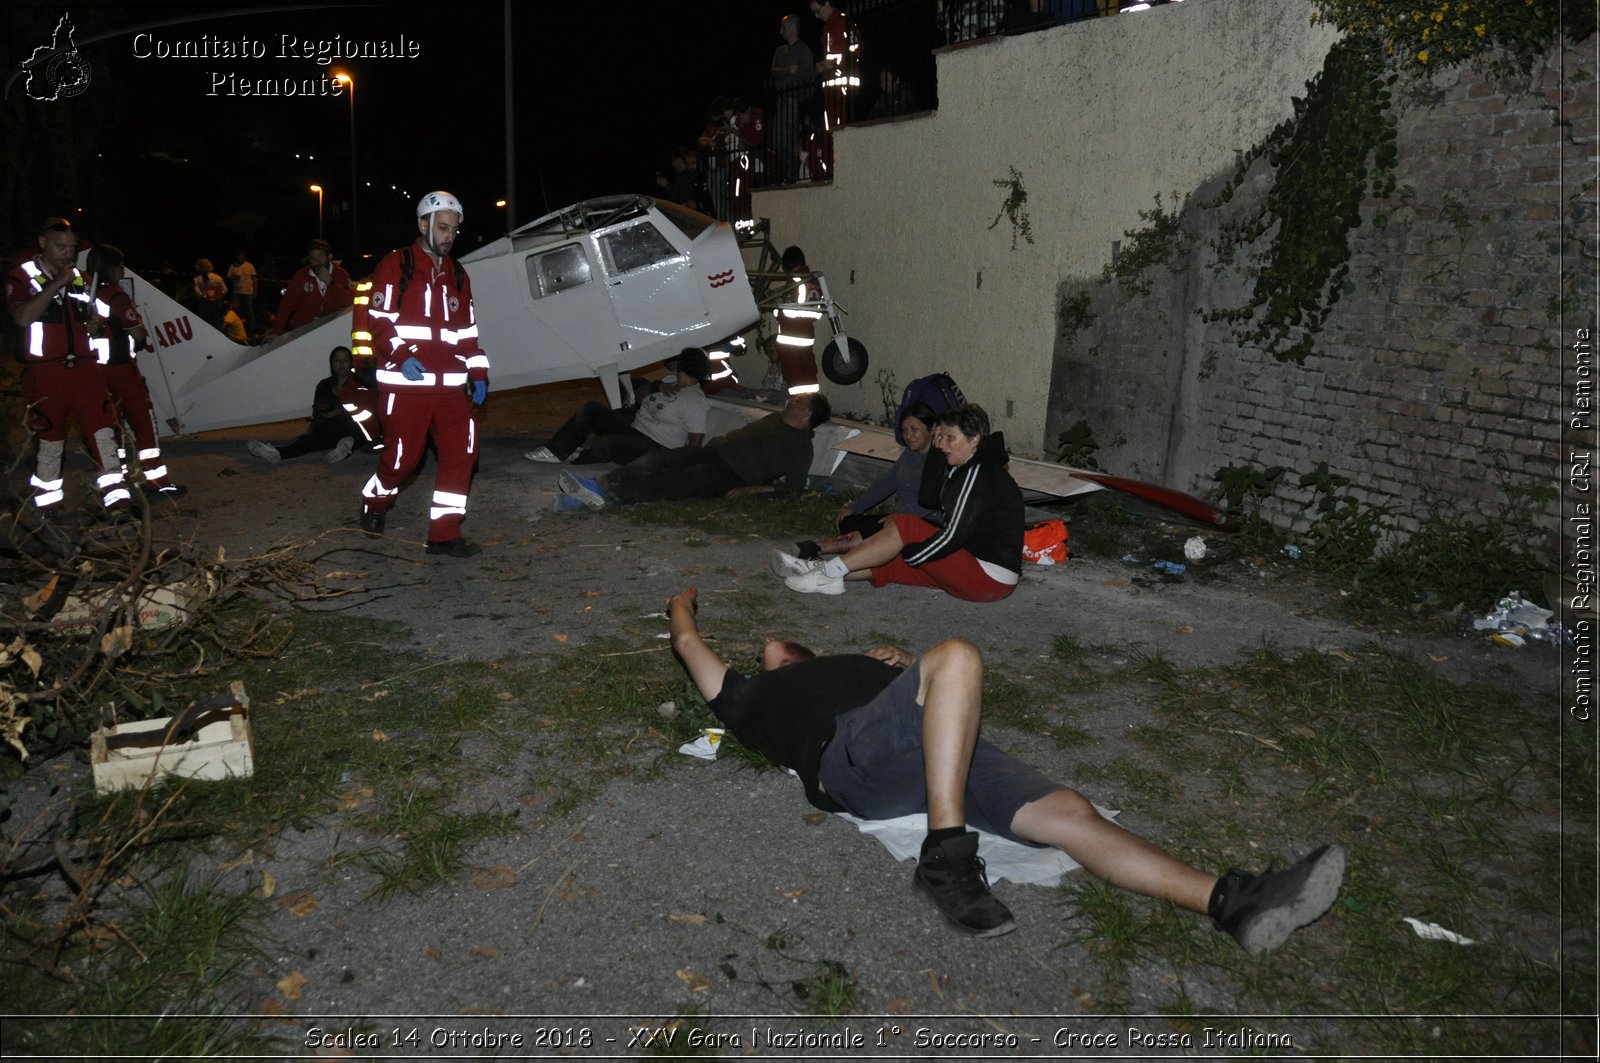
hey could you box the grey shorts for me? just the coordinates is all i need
[816,662,1063,844]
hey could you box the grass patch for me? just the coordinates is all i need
[1,868,277,1057]
[616,490,843,543]
[793,959,857,1018]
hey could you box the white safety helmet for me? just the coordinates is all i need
[416,190,463,221]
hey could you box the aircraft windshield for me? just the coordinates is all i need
[599,222,681,276]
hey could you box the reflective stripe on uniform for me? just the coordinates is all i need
[361,473,400,502]
[429,489,468,522]
[29,474,65,509]
[375,369,469,387]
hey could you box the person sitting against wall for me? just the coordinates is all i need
[793,400,942,561]
[773,403,1021,602]
[246,345,377,464]
[524,348,712,466]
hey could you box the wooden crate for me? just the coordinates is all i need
[90,686,253,793]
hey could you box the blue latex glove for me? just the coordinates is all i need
[470,380,487,406]
[400,355,425,381]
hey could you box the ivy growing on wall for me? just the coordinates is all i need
[1203,35,1398,364]
[988,166,1035,251]
[1199,1,1593,365]
[1311,0,1596,75]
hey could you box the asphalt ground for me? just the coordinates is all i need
[5,379,1563,1058]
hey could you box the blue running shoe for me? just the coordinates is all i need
[558,470,607,510]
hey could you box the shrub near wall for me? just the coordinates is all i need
[1049,31,1595,541]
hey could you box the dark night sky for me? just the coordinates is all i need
[4,0,817,275]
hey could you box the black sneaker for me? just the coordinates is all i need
[359,510,385,537]
[425,538,482,558]
[912,831,1016,937]
[794,539,821,560]
[1210,843,1346,956]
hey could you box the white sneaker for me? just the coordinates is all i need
[326,437,355,463]
[524,446,560,463]
[770,548,817,578]
[785,567,845,595]
[247,440,280,463]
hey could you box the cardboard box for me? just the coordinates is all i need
[52,581,195,634]
[90,690,253,793]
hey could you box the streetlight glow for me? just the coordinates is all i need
[333,71,358,255]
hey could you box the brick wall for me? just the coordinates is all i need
[1048,41,1595,534]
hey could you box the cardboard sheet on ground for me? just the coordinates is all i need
[835,807,1118,887]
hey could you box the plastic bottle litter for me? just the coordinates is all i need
[678,728,725,760]
[1470,591,1555,646]
[1151,560,1187,575]
[1183,536,1207,561]
[1282,544,1302,560]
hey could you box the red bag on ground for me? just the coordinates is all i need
[1022,519,1069,564]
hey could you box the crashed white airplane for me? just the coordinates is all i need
[112,196,759,435]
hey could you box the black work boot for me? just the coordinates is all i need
[425,538,482,558]
[912,831,1016,937]
[1209,843,1346,956]
[359,509,385,537]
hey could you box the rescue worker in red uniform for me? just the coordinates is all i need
[772,245,822,397]
[268,237,354,337]
[85,244,187,501]
[4,217,128,515]
[359,191,490,558]
[811,0,860,174]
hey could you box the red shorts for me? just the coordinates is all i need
[869,514,1018,603]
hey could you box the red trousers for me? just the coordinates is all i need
[22,360,114,443]
[362,387,477,542]
[869,514,1017,603]
[105,363,172,488]
[22,360,125,509]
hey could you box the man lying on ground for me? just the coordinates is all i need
[554,392,830,511]
[525,347,713,466]
[666,585,1346,948]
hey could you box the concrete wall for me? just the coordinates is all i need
[751,0,1338,456]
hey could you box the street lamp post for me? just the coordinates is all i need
[310,184,324,238]
[334,72,357,255]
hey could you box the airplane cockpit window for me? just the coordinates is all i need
[598,222,681,276]
[526,244,591,299]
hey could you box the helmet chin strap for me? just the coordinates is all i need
[421,215,442,257]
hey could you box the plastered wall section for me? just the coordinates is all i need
[750,0,1338,456]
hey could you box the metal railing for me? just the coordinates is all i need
[695,0,1178,193]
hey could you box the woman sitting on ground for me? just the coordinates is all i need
[793,401,942,560]
[774,403,1022,602]
[246,346,377,464]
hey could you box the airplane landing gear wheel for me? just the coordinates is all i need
[821,337,869,386]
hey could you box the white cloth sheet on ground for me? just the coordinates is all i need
[679,738,1117,887]
[835,807,1119,887]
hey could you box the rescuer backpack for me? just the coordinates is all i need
[894,372,965,445]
